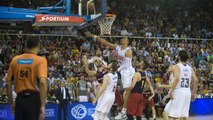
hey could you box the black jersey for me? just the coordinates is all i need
[131,72,146,94]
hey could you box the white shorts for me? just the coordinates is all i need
[92,111,109,120]
[78,95,88,102]
[166,89,191,118]
[96,93,115,113]
[120,67,135,88]
[164,100,171,114]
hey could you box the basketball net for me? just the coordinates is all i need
[98,14,116,35]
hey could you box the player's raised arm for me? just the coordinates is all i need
[85,32,116,49]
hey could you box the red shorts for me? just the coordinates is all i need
[142,95,154,108]
[127,92,144,116]
[115,88,123,107]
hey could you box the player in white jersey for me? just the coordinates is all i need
[168,50,198,120]
[86,32,135,119]
[156,65,175,120]
[92,61,119,120]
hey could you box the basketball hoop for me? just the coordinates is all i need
[98,14,116,35]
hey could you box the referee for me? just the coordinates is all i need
[6,36,48,120]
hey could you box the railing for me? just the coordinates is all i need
[0,33,212,41]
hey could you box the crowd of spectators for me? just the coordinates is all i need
[0,1,213,117]
[0,36,212,104]
[0,0,213,39]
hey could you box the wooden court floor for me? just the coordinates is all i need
[153,115,213,120]
[111,115,213,120]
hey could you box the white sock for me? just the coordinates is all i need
[121,108,127,114]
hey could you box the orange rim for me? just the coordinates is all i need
[106,14,116,18]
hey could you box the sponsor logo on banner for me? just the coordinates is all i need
[45,109,55,117]
[71,104,87,119]
[0,110,8,119]
[87,108,95,115]
[39,15,70,22]
[35,14,84,23]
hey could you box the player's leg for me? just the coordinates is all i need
[96,94,115,119]
[126,114,134,120]
[114,71,127,119]
[135,94,144,120]
[127,92,143,120]
[136,116,142,120]
[92,95,103,120]
[103,113,110,120]
[169,89,185,119]
[114,87,123,117]
[182,117,189,120]
[115,90,130,119]
[104,94,115,120]
[163,111,169,120]
[115,69,134,119]
[148,98,156,120]
[181,91,191,120]
[91,110,101,120]
[123,88,131,110]
[151,106,156,120]
[163,100,172,120]
[174,118,181,120]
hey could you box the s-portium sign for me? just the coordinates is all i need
[34,14,84,26]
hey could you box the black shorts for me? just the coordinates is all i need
[15,91,41,120]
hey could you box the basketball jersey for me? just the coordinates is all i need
[104,73,118,94]
[131,72,146,94]
[143,89,152,98]
[115,45,133,69]
[176,63,192,90]
[96,71,106,83]
[6,53,47,93]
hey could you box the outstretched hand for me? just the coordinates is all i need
[39,106,45,120]
[10,104,15,115]
[92,99,97,105]
[191,94,197,101]
[85,32,98,42]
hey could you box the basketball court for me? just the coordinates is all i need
[110,115,213,120]
[158,115,213,120]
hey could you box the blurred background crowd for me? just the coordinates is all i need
[0,0,213,117]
